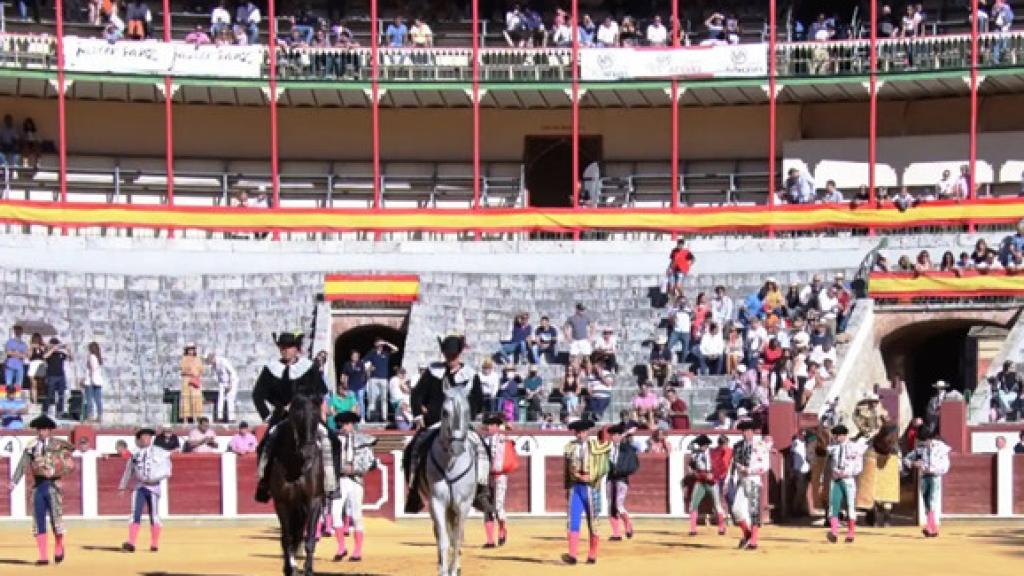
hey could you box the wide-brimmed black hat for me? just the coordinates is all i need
[438,335,467,356]
[275,332,304,349]
[29,415,57,430]
[135,427,156,439]
[607,423,625,435]
[694,434,713,447]
[483,413,505,425]
[831,424,849,436]
[737,420,758,431]
[568,419,593,432]
[335,411,360,426]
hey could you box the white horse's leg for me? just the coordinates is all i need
[430,486,449,576]
[452,498,472,576]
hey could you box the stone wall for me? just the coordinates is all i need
[0,269,322,425]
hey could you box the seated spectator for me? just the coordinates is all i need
[327,382,359,429]
[541,412,565,430]
[632,382,659,428]
[522,366,545,421]
[522,6,546,46]
[647,15,668,45]
[619,16,640,46]
[185,24,212,45]
[505,5,524,46]
[592,328,619,373]
[697,322,725,375]
[154,425,181,451]
[914,250,934,273]
[821,180,844,203]
[185,417,219,453]
[703,12,726,45]
[235,0,261,44]
[228,421,257,455]
[585,374,613,421]
[1014,431,1024,454]
[664,387,689,430]
[0,386,28,429]
[289,6,317,45]
[499,312,533,365]
[395,401,415,431]
[532,316,559,365]
[725,13,741,44]
[647,335,674,386]
[939,251,957,272]
[647,429,670,453]
[210,1,231,38]
[596,16,619,46]
[125,0,151,40]
[711,406,733,429]
[894,186,917,212]
[711,286,734,325]
[550,14,571,46]
[20,118,39,169]
[972,238,998,269]
[113,439,132,458]
[0,115,21,168]
[410,18,434,48]
[897,255,915,271]
[386,16,408,47]
[560,368,581,419]
[389,367,411,417]
[497,366,520,421]
[578,14,596,47]
[103,22,124,43]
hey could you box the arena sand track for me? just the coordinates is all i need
[0,518,1020,575]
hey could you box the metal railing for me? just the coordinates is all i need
[2,31,1022,83]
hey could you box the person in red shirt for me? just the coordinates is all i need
[667,239,696,298]
[665,388,689,430]
[710,434,733,535]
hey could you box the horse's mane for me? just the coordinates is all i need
[288,395,318,447]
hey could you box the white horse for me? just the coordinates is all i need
[419,389,477,576]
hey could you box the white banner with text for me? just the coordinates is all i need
[580,44,768,81]
[63,38,263,78]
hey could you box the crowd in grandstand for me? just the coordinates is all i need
[874,228,1024,274]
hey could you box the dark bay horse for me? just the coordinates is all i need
[268,395,325,576]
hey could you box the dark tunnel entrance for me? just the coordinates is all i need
[880,319,999,417]
[332,324,407,389]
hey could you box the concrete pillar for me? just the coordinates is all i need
[939,400,968,453]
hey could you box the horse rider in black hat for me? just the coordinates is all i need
[252,331,338,503]
[403,334,491,514]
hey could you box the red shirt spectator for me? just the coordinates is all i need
[710,439,732,481]
[665,388,689,430]
[672,246,694,274]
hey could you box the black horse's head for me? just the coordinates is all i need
[287,395,320,474]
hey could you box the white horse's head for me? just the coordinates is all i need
[440,389,470,456]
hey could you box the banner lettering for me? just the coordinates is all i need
[580,44,768,81]
[63,38,263,78]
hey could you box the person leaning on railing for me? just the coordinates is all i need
[991,0,1015,65]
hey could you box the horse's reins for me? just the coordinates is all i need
[428,370,476,495]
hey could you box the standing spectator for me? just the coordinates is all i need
[936,169,955,199]
[43,337,70,418]
[341,350,368,422]
[210,1,231,38]
[365,339,398,421]
[227,421,258,455]
[560,368,581,419]
[26,333,45,404]
[125,0,151,40]
[235,0,261,44]
[0,115,21,169]
[991,0,1014,64]
[564,303,594,361]
[82,342,105,423]
[185,24,212,45]
[154,426,181,452]
[496,366,520,421]
[646,15,668,46]
[664,387,689,430]
[785,168,816,204]
[725,13,741,44]
[179,343,203,424]
[500,313,533,365]
[476,358,501,413]
[532,316,559,364]
[205,352,238,423]
[410,18,434,48]
[955,164,973,199]
[596,16,619,47]
[4,324,27,394]
[667,296,692,364]
[327,382,360,430]
[386,16,408,47]
[666,239,696,298]
[586,374,613,421]
[388,367,411,418]
[504,5,525,46]
[0,386,28,429]
[703,12,726,44]
[185,417,219,453]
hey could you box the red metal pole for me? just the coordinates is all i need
[767,0,777,212]
[472,0,481,240]
[571,0,580,240]
[671,0,680,214]
[869,0,878,229]
[268,0,280,239]
[969,0,979,203]
[55,0,67,235]
[371,0,381,240]
[163,0,175,238]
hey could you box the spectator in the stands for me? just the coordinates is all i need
[647,15,668,46]
[341,350,368,420]
[497,366,520,421]
[154,425,180,451]
[578,14,596,47]
[697,322,725,375]
[592,328,619,373]
[664,387,689,430]
[500,312,533,365]
[936,169,955,199]
[102,21,124,43]
[18,117,39,170]
[125,0,151,40]
[711,285,734,325]
[619,16,640,46]
[365,339,398,421]
[877,4,897,37]
[991,0,1014,65]
[894,186,917,212]
[647,429,670,453]
[809,13,829,39]
[784,168,815,204]
[972,238,998,268]
[477,358,500,412]
[667,295,692,363]
[703,12,726,45]
[523,366,545,421]
[0,386,28,430]
[974,0,991,33]
[560,367,581,419]
[596,16,619,47]
[389,367,411,417]
[550,13,572,46]
[504,5,524,46]
[939,251,958,272]
[235,0,261,45]
[185,24,213,45]
[821,180,844,203]
[564,303,594,361]
[648,335,674,386]
[210,2,231,38]
[0,115,21,168]
[667,238,695,298]
[410,18,434,48]
[914,250,934,273]
[532,316,558,365]
[522,5,546,46]
[185,417,219,453]
[326,381,359,429]
[725,13,741,44]
[632,382,659,428]
[228,421,257,455]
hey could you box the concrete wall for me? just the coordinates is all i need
[3,93,1023,162]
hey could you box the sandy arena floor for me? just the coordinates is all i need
[0,517,1020,575]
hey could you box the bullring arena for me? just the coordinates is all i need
[3,0,1024,573]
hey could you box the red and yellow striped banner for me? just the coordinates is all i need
[870,271,1024,299]
[324,274,420,302]
[3,198,1024,233]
